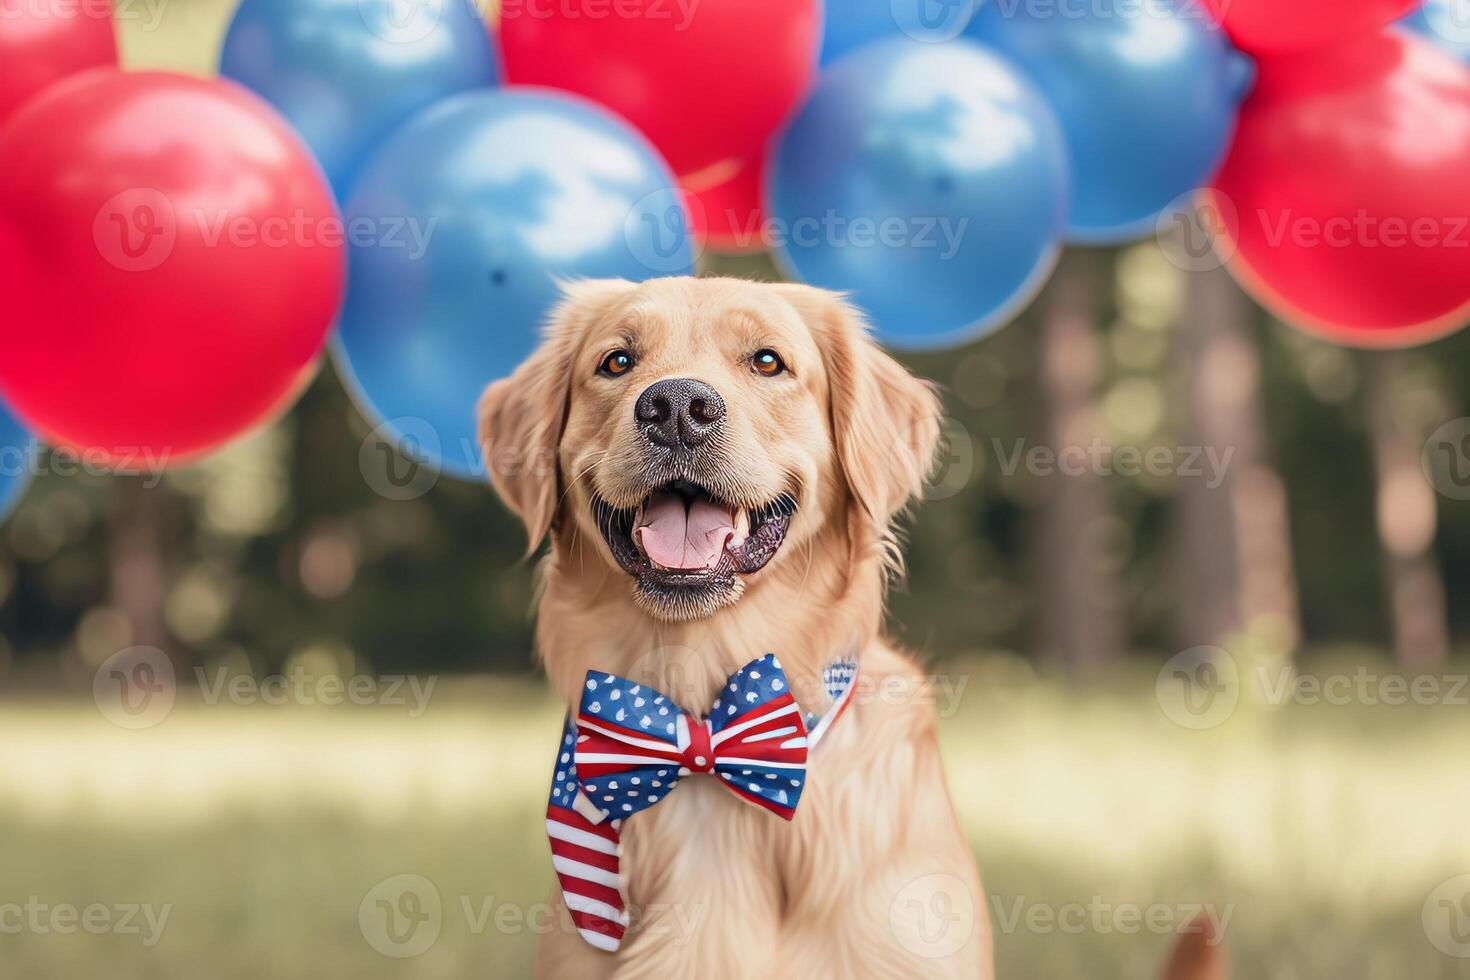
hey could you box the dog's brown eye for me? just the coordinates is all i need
[599,349,635,377]
[752,349,786,377]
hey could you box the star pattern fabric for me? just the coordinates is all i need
[543,652,859,953]
[576,654,809,820]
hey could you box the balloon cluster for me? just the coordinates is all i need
[225,0,814,480]
[0,3,341,500]
[757,0,1254,348]
[1208,0,1470,345]
[2,0,1469,507]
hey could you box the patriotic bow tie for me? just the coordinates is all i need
[545,653,857,952]
[575,653,809,821]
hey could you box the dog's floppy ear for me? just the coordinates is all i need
[776,284,942,534]
[478,279,635,552]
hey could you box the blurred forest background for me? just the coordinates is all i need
[5,3,1470,979]
[6,238,1470,685]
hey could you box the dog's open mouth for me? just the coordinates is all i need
[593,480,795,617]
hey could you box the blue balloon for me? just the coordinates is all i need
[0,401,33,522]
[1402,1,1470,64]
[337,89,695,482]
[769,38,1069,350]
[220,0,500,197]
[966,0,1251,243]
[821,0,974,65]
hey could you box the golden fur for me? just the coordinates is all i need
[479,277,1219,978]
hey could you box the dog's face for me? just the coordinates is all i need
[480,277,940,622]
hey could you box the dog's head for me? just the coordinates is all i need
[479,277,940,622]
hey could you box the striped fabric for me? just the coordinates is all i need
[543,653,858,953]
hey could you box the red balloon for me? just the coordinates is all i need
[0,71,344,462]
[0,0,116,125]
[498,0,819,178]
[1211,32,1470,346]
[684,156,768,254]
[1203,0,1417,54]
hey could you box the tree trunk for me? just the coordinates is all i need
[1034,249,1122,671]
[109,478,169,653]
[1172,265,1300,654]
[1364,352,1449,666]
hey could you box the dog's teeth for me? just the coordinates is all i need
[729,509,751,551]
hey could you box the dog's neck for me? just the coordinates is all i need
[534,515,885,717]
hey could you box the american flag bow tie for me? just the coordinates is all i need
[540,655,858,952]
[576,653,810,821]
[545,653,857,952]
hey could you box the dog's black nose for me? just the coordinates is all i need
[635,378,726,449]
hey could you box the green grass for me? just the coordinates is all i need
[4,662,1470,978]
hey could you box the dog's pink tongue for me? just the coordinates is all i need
[636,492,735,571]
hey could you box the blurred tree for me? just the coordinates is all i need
[108,479,169,655]
[1364,351,1448,665]
[1171,265,1300,655]
[1032,250,1122,669]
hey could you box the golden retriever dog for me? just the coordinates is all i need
[478,276,1224,979]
